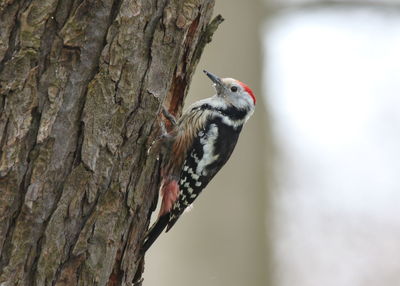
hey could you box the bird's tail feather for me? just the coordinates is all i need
[141,214,169,254]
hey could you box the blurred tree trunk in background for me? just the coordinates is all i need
[0,0,219,285]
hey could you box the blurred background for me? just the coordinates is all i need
[145,0,400,285]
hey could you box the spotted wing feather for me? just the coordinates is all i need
[166,117,241,231]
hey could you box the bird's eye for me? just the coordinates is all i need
[230,86,238,92]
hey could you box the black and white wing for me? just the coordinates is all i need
[166,117,242,230]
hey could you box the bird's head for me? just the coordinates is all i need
[203,70,256,111]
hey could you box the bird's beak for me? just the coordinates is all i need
[203,70,224,87]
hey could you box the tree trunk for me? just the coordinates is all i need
[0,0,220,285]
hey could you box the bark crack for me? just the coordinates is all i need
[0,104,41,274]
[0,2,20,74]
[123,0,170,139]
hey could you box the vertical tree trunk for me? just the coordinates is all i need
[0,0,220,285]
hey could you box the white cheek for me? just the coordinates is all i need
[231,95,251,109]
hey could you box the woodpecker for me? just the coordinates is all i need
[142,70,256,253]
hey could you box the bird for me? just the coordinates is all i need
[141,70,256,253]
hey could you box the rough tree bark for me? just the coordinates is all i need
[0,0,222,285]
